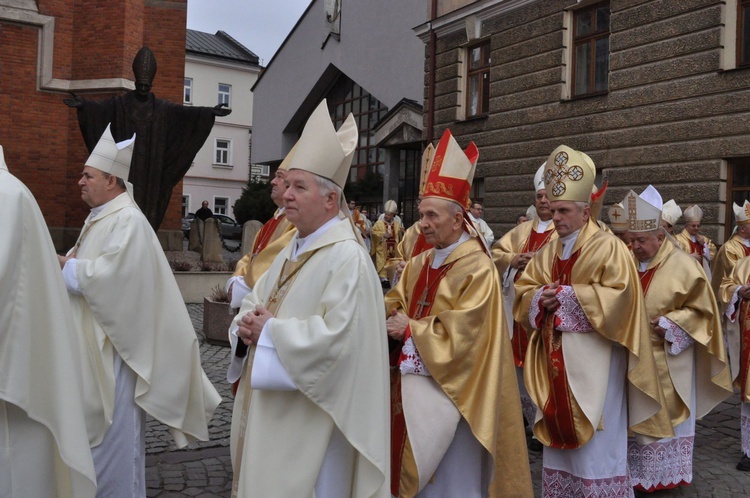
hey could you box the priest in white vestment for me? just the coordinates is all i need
[1,145,97,497]
[59,124,222,498]
[229,99,390,498]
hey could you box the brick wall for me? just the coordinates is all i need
[427,0,750,242]
[0,0,189,248]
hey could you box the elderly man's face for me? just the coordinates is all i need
[535,190,551,220]
[270,169,288,206]
[419,197,463,249]
[384,212,395,223]
[282,169,335,237]
[631,230,664,262]
[78,166,114,208]
[550,201,589,238]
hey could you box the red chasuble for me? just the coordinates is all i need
[511,229,554,366]
[390,260,454,496]
[538,250,583,449]
[251,214,284,257]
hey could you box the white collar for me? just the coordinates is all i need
[275,206,286,218]
[291,216,340,261]
[536,218,553,232]
[559,228,581,260]
[638,258,653,272]
[432,231,471,268]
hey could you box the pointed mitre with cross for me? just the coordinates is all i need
[422,129,478,209]
[622,185,663,233]
[608,202,627,233]
[542,145,596,203]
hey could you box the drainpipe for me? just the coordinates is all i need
[427,0,437,144]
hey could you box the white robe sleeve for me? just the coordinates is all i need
[227,276,251,309]
[251,318,297,391]
[61,258,83,295]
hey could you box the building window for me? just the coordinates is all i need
[184,78,192,104]
[181,195,190,216]
[214,139,231,166]
[466,40,490,118]
[739,0,750,67]
[325,77,388,186]
[218,83,231,107]
[571,1,610,97]
[726,158,750,240]
[214,197,228,215]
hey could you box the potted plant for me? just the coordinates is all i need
[203,284,233,346]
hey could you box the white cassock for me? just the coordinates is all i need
[228,216,390,498]
[0,160,96,497]
[62,191,221,497]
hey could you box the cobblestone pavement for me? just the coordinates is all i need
[145,303,750,497]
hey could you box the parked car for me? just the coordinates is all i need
[181,213,242,240]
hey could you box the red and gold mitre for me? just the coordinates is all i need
[418,143,435,196]
[422,129,478,209]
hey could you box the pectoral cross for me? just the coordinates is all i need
[415,291,430,319]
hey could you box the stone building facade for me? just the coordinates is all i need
[417,0,750,242]
[0,0,189,249]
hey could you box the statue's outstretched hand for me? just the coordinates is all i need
[213,103,232,116]
[63,92,83,108]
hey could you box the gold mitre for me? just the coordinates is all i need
[623,185,663,233]
[661,199,682,225]
[733,200,750,225]
[384,200,398,214]
[608,203,627,233]
[682,204,703,222]
[287,99,357,189]
[533,162,546,192]
[276,142,298,172]
[85,123,136,179]
[543,145,595,203]
[418,143,435,196]
[422,129,478,209]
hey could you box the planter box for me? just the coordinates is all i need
[203,297,233,346]
[173,271,233,304]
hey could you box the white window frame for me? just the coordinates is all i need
[213,197,229,215]
[214,138,232,167]
[218,83,231,107]
[181,195,190,217]
[184,77,193,104]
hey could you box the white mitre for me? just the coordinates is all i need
[0,145,7,172]
[533,162,545,192]
[661,199,682,226]
[85,123,136,179]
[608,203,627,233]
[682,204,703,222]
[734,200,750,225]
[623,185,663,233]
[287,99,357,189]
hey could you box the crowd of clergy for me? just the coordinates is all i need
[4,93,750,498]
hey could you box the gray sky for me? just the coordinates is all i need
[186,0,311,66]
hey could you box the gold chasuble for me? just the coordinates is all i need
[232,209,296,289]
[386,237,532,498]
[638,242,732,427]
[372,219,403,277]
[491,218,556,276]
[492,218,556,366]
[719,256,750,399]
[514,219,673,448]
[712,235,750,296]
[674,229,717,261]
[384,221,433,283]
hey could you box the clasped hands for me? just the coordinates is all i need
[539,282,561,312]
[511,251,534,270]
[237,305,274,346]
[386,309,409,341]
[739,284,750,300]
